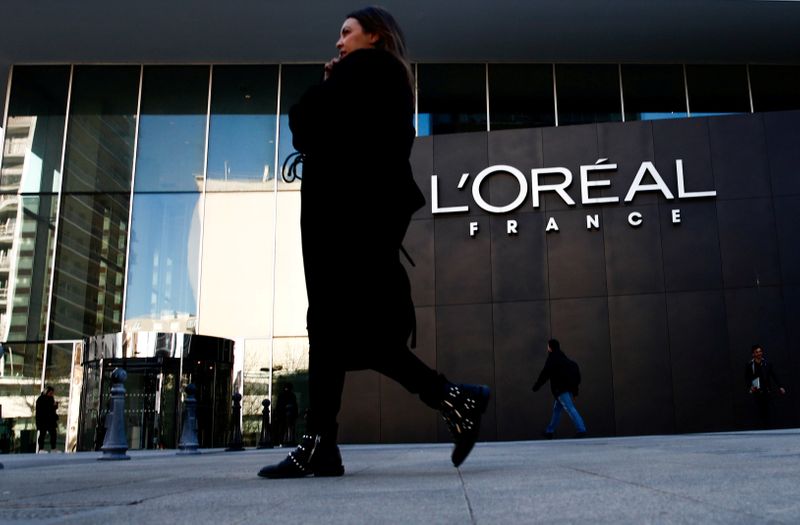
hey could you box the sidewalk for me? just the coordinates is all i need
[1,429,799,524]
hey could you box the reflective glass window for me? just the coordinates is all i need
[207,65,279,191]
[555,64,622,126]
[621,64,688,121]
[686,65,750,116]
[124,193,201,327]
[489,64,555,130]
[1,66,70,193]
[198,192,275,337]
[749,65,800,112]
[417,64,487,136]
[278,65,323,190]
[1,195,58,342]
[62,66,139,193]
[134,66,209,192]
[43,342,75,451]
[0,342,45,452]
[49,193,129,340]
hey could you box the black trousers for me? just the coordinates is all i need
[753,392,772,429]
[38,427,57,451]
[307,341,446,439]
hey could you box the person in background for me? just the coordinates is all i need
[746,344,786,429]
[35,385,58,452]
[532,339,586,439]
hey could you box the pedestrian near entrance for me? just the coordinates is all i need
[746,344,786,429]
[35,385,58,452]
[532,339,586,439]
[258,6,490,479]
[275,382,299,446]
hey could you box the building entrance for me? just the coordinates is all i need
[77,332,234,451]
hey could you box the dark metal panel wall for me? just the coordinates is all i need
[337,110,800,444]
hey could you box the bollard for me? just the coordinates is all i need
[257,398,273,449]
[177,384,200,455]
[225,391,245,451]
[99,368,131,460]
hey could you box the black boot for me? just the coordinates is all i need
[310,439,345,477]
[257,433,345,479]
[257,434,316,478]
[440,383,491,467]
[310,424,345,477]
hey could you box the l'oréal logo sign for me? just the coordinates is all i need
[430,159,716,236]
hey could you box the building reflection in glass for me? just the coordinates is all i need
[134,66,208,192]
[49,193,129,340]
[125,193,202,332]
[207,66,278,192]
[77,332,233,451]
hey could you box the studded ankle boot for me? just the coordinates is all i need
[309,438,345,477]
[257,434,316,479]
[257,432,345,479]
[440,383,491,467]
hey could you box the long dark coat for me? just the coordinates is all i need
[289,48,424,368]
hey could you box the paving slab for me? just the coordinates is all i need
[1,430,799,524]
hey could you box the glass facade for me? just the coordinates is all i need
[686,65,751,116]
[621,64,688,121]
[749,65,800,112]
[489,64,555,130]
[555,64,622,126]
[134,66,209,193]
[417,64,487,136]
[1,61,799,452]
[207,65,279,191]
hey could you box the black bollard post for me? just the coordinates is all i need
[177,384,200,455]
[257,398,273,449]
[99,368,131,461]
[225,391,245,451]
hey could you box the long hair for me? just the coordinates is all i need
[346,6,415,94]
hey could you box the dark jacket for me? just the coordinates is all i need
[746,359,782,394]
[532,349,581,397]
[35,392,57,430]
[289,48,424,365]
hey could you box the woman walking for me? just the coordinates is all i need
[258,6,490,478]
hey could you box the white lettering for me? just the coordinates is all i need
[676,159,717,198]
[545,217,559,232]
[624,161,675,202]
[628,212,643,227]
[469,221,479,237]
[531,167,575,208]
[431,175,469,214]
[507,219,518,235]
[672,208,681,224]
[472,165,528,213]
[435,159,715,217]
[581,158,619,205]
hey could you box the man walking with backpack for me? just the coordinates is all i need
[532,339,587,439]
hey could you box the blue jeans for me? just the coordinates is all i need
[545,392,586,434]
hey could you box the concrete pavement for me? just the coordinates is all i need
[1,429,799,524]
